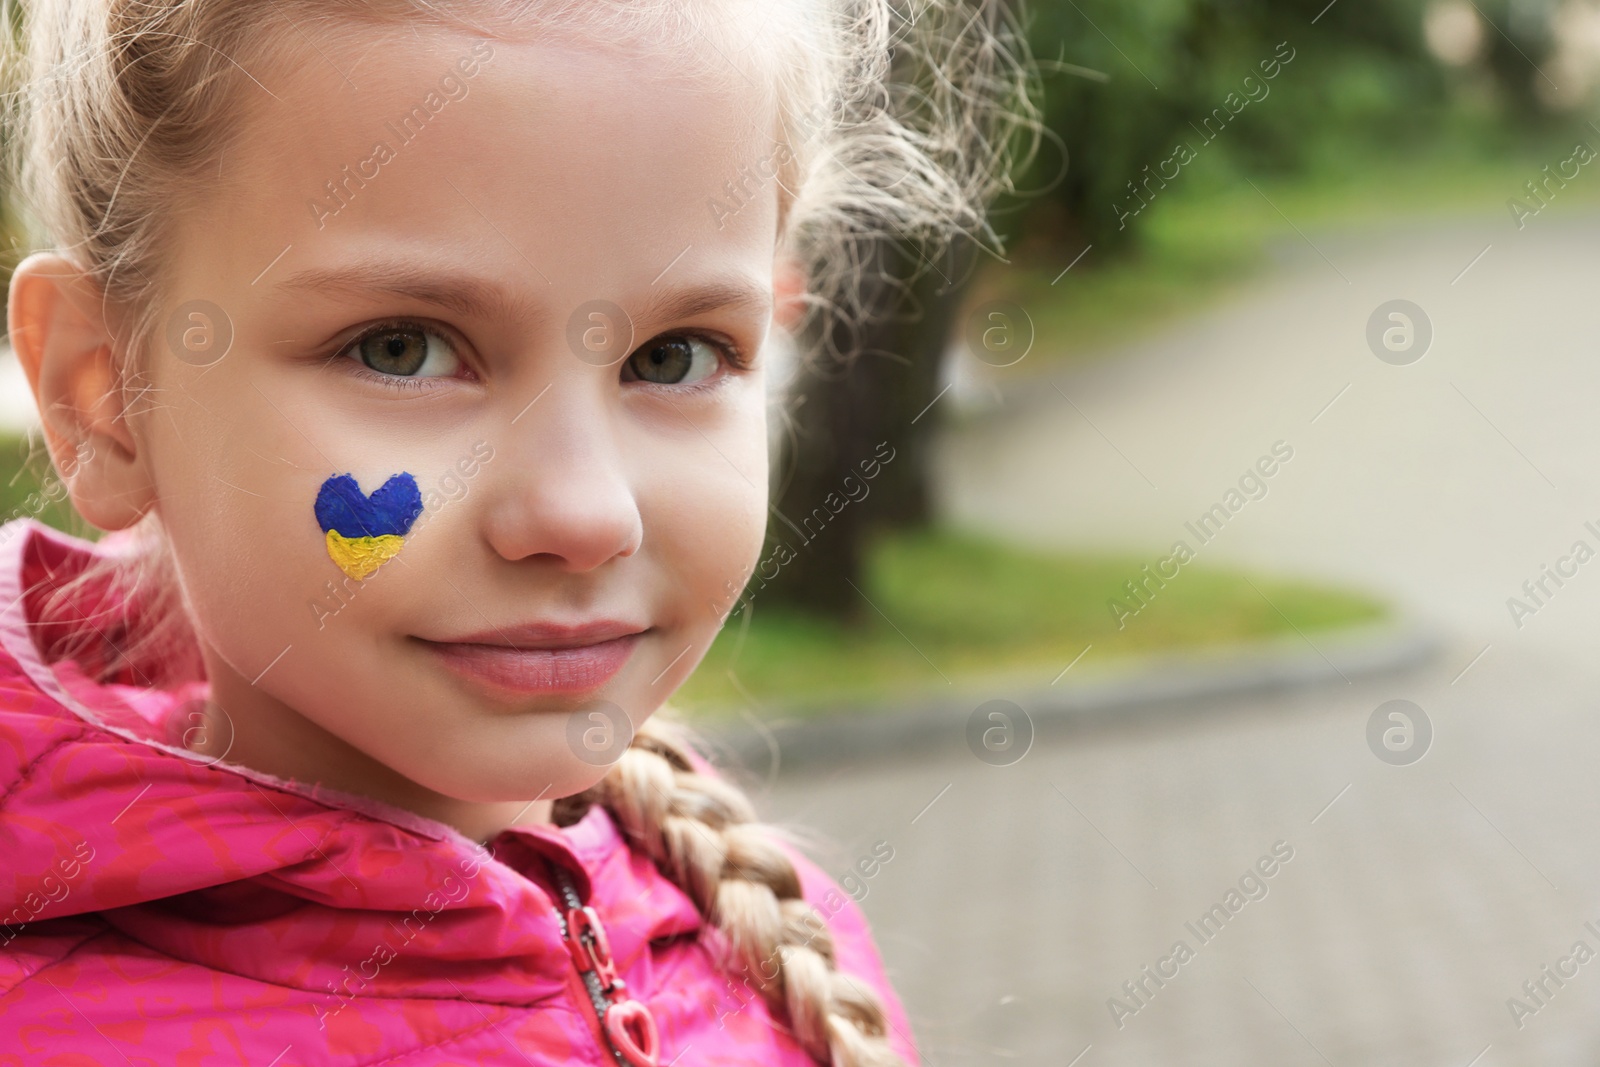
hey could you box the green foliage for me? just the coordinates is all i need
[677,525,1387,714]
[1008,0,1532,256]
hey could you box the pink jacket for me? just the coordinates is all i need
[0,518,918,1066]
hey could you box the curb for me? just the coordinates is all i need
[691,617,1443,775]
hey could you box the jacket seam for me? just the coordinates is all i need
[52,916,574,1008]
[2,922,114,996]
[10,923,337,1001]
[0,728,89,812]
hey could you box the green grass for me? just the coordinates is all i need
[980,143,1600,367]
[0,434,96,538]
[675,526,1387,715]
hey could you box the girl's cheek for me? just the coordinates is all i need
[672,466,767,627]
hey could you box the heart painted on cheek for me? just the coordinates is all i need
[314,472,424,581]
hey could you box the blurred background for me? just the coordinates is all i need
[11,0,1600,1063]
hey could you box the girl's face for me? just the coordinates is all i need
[109,27,780,838]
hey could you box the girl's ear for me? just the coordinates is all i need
[772,253,807,333]
[8,252,157,531]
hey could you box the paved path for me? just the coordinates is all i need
[937,211,1600,652]
[757,209,1600,1065]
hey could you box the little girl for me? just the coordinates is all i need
[0,1,1023,1064]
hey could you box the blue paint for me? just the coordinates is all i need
[314,472,423,538]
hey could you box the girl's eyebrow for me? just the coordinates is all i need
[275,260,772,328]
[631,277,773,328]
[276,260,544,325]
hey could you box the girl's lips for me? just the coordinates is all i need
[419,633,642,695]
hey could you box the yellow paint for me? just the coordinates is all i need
[325,530,405,581]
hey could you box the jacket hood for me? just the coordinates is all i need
[0,517,704,1009]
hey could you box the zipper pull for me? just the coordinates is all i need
[562,904,622,993]
[603,999,661,1067]
[551,865,662,1067]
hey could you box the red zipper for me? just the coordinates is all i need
[549,863,661,1067]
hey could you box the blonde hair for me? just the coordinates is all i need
[0,1,1033,1063]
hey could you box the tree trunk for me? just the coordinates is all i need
[756,234,980,621]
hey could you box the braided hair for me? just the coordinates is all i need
[555,714,907,1065]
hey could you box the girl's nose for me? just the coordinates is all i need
[480,395,644,572]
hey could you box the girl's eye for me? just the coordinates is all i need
[623,335,722,386]
[349,324,462,378]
